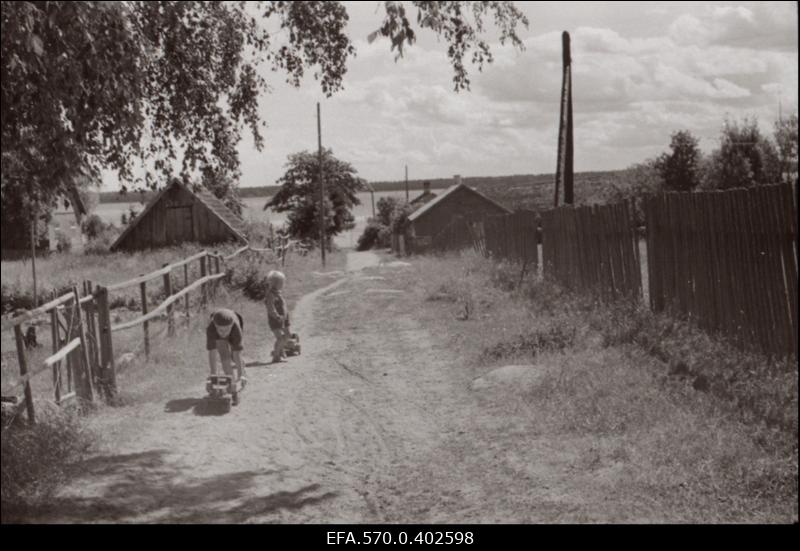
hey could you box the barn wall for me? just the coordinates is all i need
[116,185,241,251]
[411,187,508,239]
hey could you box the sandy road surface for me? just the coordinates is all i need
[13,250,624,523]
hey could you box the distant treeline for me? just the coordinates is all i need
[99,170,625,205]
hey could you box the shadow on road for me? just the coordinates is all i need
[2,449,336,523]
[164,397,243,417]
[164,398,204,413]
[244,360,273,368]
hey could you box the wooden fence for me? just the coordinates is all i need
[644,184,797,357]
[481,211,539,270]
[0,243,270,425]
[541,200,642,301]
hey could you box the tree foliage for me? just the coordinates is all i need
[655,130,702,192]
[376,196,401,227]
[703,117,781,190]
[266,149,365,245]
[371,1,529,90]
[2,1,528,210]
[774,113,798,184]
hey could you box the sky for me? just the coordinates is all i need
[103,1,799,191]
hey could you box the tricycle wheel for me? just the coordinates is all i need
[232,391,240,406]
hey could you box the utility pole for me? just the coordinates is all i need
[317,102,326,267]
[405,165,409,203]
[554,30,574,207]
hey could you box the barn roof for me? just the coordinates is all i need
[407,183,511,222]
[110,179,248,251]
[409,189,437,206]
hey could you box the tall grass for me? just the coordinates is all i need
[413,249,798,521]
[1,404,92,513]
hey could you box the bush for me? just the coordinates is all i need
[83,225,120,255]
[357,219,390,251]
[81,214,107,239]
[224,255,272,301]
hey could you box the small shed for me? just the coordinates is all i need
[110,179,247,251]
[404,183,510,252]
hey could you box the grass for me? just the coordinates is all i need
[1,402,92,513]
[1,244,209,313]
[406,250,797,522]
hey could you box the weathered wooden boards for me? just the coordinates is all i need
[644,183,797,357]
[541,200,641,301]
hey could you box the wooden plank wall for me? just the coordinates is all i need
[482,211,539,270]
[645,183,797,357]
[540,200,641,301]
[118,186,239,250]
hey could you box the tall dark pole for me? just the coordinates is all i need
[554,31,574,207]
[317,102,326,267]
[405,165,409,203]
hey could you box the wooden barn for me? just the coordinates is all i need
[110,179,247,252]
[403,182,510,253]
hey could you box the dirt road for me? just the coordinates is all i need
[16,251,626,523]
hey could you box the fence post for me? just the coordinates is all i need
[50,290,61,404]
[183,263,190,327]
[13,324,36,424]
[200,255,208,308]
[140,279,149,358]
[84,280,101,382]
[94,286,117,398]
[71,286,94,403]
[213,255,221,299]
[163,263,175,337]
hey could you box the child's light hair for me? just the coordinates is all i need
[267,270,286,286]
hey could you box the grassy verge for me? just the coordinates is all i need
[406,250,797,522]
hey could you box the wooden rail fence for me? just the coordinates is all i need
[0,243,268,425]
[644,183,797,357]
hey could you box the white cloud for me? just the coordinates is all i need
[227,2,799,190]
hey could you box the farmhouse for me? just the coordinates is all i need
[110,179,247,251]
[402,182,510,253]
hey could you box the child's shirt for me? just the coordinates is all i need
[265,287,287,329]
[206,308,244,352]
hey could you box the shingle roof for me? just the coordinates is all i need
[407,183,511,222]
[410,190,437,206]
[192,185,248,238]
[110,180,248,250]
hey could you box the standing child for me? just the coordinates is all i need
[265,270,290,363]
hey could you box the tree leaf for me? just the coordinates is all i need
[30,34,44,56]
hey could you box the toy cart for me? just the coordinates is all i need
[284,332,301,356]
[205,374,243,413]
